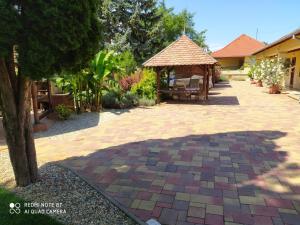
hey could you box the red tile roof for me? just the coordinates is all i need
[143,35,217,67]
[211,34,266,58]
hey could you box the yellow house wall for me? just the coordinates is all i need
[254,36,300,90]
[255,38,300,59]
[286,50,300,90]
[216,57,244,69]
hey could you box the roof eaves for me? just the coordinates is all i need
[253,28,300,55]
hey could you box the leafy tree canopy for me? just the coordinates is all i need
[100,0,162,64]
[0,0,102,79]
[100,0,208,65]
[158,1,208,50]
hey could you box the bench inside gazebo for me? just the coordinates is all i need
[143,35,217,103]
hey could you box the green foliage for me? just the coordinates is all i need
[54,70,93,113]
[101,0,163,64]
[89,50,120,110]
[248,65,256,79]
[219,75,229,82]
[55,104,72,120]
[252,62,264,81]
[120,92,139,108]
[91,50,119,81]
[102,90,119,108]
[261,57,285,86]
[0,1,20,57]
[246,57,257,79]
[0,187,63,225]
[0,0,101,79]
[100,0,209,64]
[131,69,157,100]
[54,50,138,111]
[116,51,137,76]
[158,2,208,50]
[250,57,285,86]
[138,97,156,106]
[102,90,138,109]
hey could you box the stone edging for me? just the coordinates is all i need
[56,163,147,225]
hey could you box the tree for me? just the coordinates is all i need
[116,50,137,77]
[0,0,101,186]
[100,0,163,64]
[158,2,208,51]
[100,0,208,64]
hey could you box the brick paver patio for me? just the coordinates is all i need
[3,81,300,225]
[57,82,300,225]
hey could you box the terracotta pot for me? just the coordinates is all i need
[256,80,263,87]
[250,80,257,84]
[269,85,281,94]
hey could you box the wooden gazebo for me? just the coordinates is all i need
[143,35,217,103]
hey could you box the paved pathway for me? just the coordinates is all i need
[2,81,300,225]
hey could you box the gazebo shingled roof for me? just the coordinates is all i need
[143,35,217,67]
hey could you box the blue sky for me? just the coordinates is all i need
[164,0,300,51]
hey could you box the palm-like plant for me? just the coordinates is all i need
[90,50,120,111]
[55,72,88,113]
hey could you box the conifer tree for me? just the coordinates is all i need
[0,0,101,186]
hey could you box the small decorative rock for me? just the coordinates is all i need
[146,219,161,225]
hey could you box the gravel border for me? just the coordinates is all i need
[13,163,139,225]
[59,163,146,225]
[0,110,147,225]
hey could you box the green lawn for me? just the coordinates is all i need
[0,187,63,225]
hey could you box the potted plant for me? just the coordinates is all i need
[262,57,285,94]
[253,62,264,87]
[248,64,256,84]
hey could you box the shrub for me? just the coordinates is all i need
[131,69,157,100]
[55,104,72,120]
[116,51,137,77]
[261,57,285,86]
[253,62,264,81]
[219,75,229,82]
[119,71,142,91]
[102,90,138,109]
[248,64,256,80]
[138,97,156,106]
[102,90,119,109]
[119,92,138,108]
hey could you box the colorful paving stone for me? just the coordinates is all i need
[2,81,299,225]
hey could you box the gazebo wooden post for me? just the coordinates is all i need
[205,65,209,100]
[166,68,170,87]
[202,65,206,100]
[31,81,40,124]
[156,67,161,104]
[47,79,53,111]
[212,64,216,87]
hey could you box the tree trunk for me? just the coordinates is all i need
[31,82,39,124]
[0,58,38,187]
